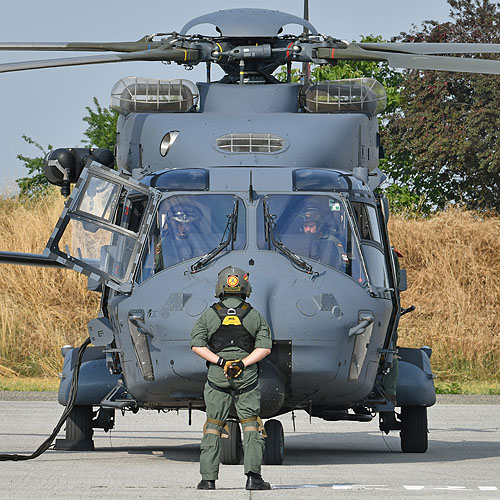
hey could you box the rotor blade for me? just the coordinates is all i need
[319,45,500,75]
[0,40,163,53]
[0,48,199,74]
[359,42,500,55]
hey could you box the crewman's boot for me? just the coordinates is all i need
[197,479,216,490]
[245,472,271,490]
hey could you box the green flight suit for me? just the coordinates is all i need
[190,296,273,480]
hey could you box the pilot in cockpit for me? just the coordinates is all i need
[154,204,205,271]
[296,202,346,270]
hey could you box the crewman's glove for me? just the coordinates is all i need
[225,360,245,379]
[215,357,227,367]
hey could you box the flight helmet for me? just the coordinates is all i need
[215,266,252,298]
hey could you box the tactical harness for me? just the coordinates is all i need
[207,302,255,354]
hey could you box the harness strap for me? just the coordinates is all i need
[240,416,267,437]
[203,417,230,438]
[204,428,223,437]
[207,379,258,396]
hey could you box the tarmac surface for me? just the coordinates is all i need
[1,395,499,499]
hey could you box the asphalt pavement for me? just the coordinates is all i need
[1,395,499,499]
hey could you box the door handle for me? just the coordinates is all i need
[348,314,374,337]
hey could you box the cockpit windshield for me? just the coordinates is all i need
[257,194,367,284]
[137,194,245,283]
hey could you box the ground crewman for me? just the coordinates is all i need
[190,266,272,490]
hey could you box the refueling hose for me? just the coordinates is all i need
[0,337,91,461]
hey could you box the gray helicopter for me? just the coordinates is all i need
[2,7,500,464]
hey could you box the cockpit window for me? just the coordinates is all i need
[351,202,381,243]
[137,194,246,283]
[257,194,367,284]
[77,177,121,222]
[293,169,369,192]
[144,168,209,192]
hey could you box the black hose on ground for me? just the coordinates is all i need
[0,337,91,461]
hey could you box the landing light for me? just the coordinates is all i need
[111,77,198,115]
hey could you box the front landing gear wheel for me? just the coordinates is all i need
[263,419,284,465]
[400,406,428,453]
[220,419,242,465]
[55,405,95,451]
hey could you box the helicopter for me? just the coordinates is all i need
[2,7,500,464]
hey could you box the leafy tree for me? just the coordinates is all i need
[16,98,118,198]
[82,97,119,150]
[15,135,52,199]
[383,0,500,211]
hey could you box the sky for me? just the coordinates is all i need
[0,0,453,192]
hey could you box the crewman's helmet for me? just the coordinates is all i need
[169,207,199,224]
[165,206,199,238]
[297,206,322,233]
[215,266,252,298]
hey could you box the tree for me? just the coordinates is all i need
[16,98,118,198]
[82,97,118,150]
[383,0,500,211]
[15,135,53,199]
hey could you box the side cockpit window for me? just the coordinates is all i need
[350,202,382,244]
[350,201,388,289]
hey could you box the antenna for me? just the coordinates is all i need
[302,0,310,86]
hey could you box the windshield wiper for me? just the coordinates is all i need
[190,200,239,274]
[263,200,313,275]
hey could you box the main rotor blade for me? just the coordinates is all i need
[0,48,199,74]
[359,42,500,55]
[319,45,500,75]
[0,40,162,53]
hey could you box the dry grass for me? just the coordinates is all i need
[389,209,500,383]
[0,194,499,385]
[0,375,59,391]
[0,191,99,376]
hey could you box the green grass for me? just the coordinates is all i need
[0,376,59,391]
[435,380,500,395]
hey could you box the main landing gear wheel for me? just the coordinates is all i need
[220,419,242,465]
[400,406,428,453]
[263,419,284,465]
[55,405,95,451]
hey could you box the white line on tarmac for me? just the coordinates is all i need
[274,484,499,491]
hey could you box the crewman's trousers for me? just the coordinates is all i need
[200,381,265,480]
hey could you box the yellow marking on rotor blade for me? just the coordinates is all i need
[216,43,223,61]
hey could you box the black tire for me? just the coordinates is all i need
[400,406,428,453]
[263,419,284,465]
[220,420,242,465]
[66,405,94,442]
